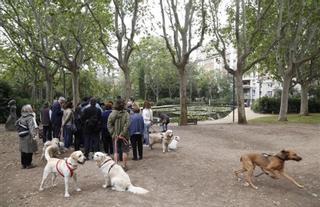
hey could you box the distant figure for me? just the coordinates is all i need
[81,98,102,159]
[101,101,113,155]
[15,104,38,169]
[40,102,52,142]
[159,113,170,132]
[129,104,144,160]
[5,99,17,131]
[51,97,65,138]
[126,97,135,114]
[142,100,153,146]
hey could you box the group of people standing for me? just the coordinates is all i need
[16,96,170,171]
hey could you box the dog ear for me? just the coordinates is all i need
[281,149,288,154]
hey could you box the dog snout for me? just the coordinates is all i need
[295,156,302,161]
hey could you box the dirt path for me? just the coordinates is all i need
[0,123,319,207]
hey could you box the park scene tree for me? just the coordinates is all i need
[1,0,319,124]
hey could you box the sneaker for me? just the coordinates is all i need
[132,158,138,161]
[21,165,26,169]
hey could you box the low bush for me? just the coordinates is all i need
[252,96,320,114]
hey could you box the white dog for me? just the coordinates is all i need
[39,145,86,197]
[168,136,180,151]
[93,152,149,194]
[40,138,65,161]
[149,130,174,152]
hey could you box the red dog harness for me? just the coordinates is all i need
[56,159,75,177]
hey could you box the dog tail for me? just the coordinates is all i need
[44,145,54,161]
[127,185,149,194]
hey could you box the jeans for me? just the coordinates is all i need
[101,130,113,155]
[63,125,73,148]
[143,123,151,145]
[130,134,143,159]
[84,133,100,158]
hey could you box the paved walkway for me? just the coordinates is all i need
[198,107,273,125]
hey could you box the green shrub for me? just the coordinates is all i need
[0,80,12,123]
[309,98,320,113]
[156,98,180,106]
[252,96,320,114]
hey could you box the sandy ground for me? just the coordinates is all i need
[0,122,319,207]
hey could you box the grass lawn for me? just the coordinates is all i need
[249,113,320,124]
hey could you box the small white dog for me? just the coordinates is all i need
[40,138,65,161]
[149,130,174,152]
[168,136,180,151]
[93,152,149,194]
[39,145,86,197]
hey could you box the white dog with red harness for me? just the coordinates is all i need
[93,152,149,194]
[39,145,86,197]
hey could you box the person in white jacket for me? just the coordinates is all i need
[142,101,153,146]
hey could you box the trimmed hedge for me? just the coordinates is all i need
[252,96,320,114]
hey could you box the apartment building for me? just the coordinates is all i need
[197,53,282,106]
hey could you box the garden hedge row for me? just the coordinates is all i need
[251,96,320,114]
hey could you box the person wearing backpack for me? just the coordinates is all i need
[15,104,38,169]
[81,98,102,159]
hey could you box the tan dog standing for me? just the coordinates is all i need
[149,130,174,152]
[40,138,64,161]
[235,149,304,189]
[39,146,86,197]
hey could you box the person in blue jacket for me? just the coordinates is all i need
[129,104,144,160]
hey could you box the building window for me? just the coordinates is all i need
[268,83,273,88]
[252,89,256,97]
[267,91,272,97]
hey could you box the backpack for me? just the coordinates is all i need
[16,121,29,137]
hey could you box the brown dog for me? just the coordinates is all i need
[234,149,303,189]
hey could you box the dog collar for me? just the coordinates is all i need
[275,155,286,161]
[100,158,113,168]
[56,160,74,177]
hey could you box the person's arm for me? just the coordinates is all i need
[27,116,36,138]
[120,112,130,138]
[107,111,115,137]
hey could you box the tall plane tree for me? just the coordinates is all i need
[275,0,320,121]
[87,0,142,100]
[210,0,279,124]
[160,0,206,125]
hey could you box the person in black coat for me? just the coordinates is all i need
[81,98,102,159]
[51,97,65,138]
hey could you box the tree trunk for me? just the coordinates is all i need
[45,75,53,104]
[234,71,247,124]
[71,70,80,107]
[300,83,309,116]
[278,73,291,121]
[179,67,188,125]
[123,69,132,101]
